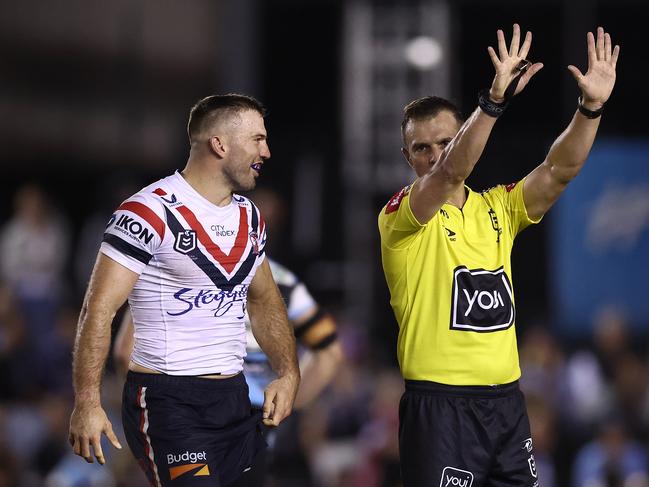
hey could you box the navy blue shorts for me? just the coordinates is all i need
[399,380,539,487]
[122,372,266,487]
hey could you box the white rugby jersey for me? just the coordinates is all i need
[101,171,266,376]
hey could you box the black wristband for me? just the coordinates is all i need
[478,89,508,118]
[577,96,604,119]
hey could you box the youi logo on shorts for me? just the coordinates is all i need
[450,266,515,332]
[440,466,474,487]
[167,451,210,480]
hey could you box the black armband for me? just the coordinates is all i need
[479,59,532,118]
[309,332,338,351]
[478,89,508,117]
[577,96,604,119]
[294,308,327,339]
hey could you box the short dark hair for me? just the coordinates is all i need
[187,93,266,143]
[401,96,464,143]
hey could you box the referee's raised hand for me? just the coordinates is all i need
[487,23,544,102]
[568,26,619,112]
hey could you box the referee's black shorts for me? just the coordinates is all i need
[122,371,266,487]
[399,380,539,487]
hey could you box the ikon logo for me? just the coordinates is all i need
[115,214,155,244]
[450,266,515,332]
[440,467,473,487]
[174,230,197,254]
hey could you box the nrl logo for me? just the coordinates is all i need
[174,230,197,254]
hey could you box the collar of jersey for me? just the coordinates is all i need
[442,185,473,213]
[171,170,237,211]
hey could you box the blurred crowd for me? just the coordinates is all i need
[1,182,648,487]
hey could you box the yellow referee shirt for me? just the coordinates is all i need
[378,180,540,385]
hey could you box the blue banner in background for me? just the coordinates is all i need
[550,138,649,337]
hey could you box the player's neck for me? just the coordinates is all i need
[180,159,233,207]
[445,185,468,209]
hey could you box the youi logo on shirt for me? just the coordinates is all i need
[440,467,473,487]
[450,266,515,332]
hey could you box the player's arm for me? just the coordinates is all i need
[113,308,134,377]
[524,27,619,220]
[293,309,344,409]
[411,24,543,223]
[69,254,140,464]
[247,259,300,426]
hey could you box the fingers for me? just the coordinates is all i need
[497,29,508,60]
[92,437,105,465]
[611,44,620,69]
[587,31,597,67]
[604,32,612,61]
[523,63,544,82]
[596,26,605,61]
[106,424,123,450]
[518,31,532,60]
[262,381,296,427]
[509,23,521,57]
[262,388,276,422]
[493,24,533,64]
[586,27,619,68]
[487,46,500,67]
[567,65,583,83]
[79,436,93,463]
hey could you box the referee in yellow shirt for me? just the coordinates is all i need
[378,24,619,486]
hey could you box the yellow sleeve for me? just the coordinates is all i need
[378,185,425,249]
[498,179,543,237]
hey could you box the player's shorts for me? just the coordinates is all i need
[122,371,266,487]
[399,380,539,487]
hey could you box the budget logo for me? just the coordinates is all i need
[440,466,473,487]
[450,266,515,332]
[174,230,197,254]
[167,451,210,480]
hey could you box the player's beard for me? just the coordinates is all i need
[223,160,256,192]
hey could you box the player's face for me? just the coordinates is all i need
[223,110,271,192]
[402,110,461,178]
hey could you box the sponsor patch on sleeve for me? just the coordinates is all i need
[385,185,411,214]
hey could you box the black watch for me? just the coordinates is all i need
[577,96,604,119]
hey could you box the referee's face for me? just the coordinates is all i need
[401,110,461,178]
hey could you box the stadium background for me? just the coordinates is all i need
[1,1,647,486]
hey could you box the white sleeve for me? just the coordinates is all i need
[100,194,166,275]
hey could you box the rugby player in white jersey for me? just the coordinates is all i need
[68,94,300,487]
[113,257,344,483]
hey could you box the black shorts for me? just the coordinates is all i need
[122,372,266,487]
[399,380,539,487]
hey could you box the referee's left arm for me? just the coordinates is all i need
[523,27,619,221]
